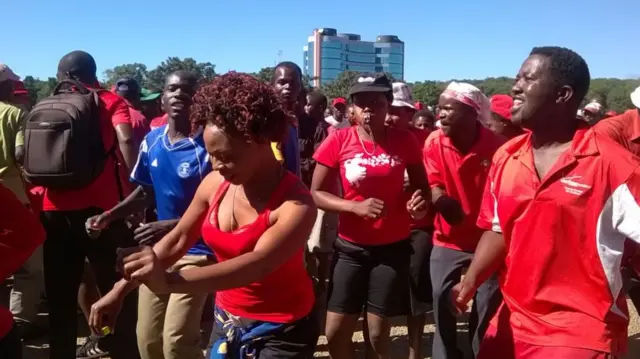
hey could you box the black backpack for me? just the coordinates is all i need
[23,79,115,190]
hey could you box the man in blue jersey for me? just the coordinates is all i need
[271,62,302,177]
[86,70,214,359]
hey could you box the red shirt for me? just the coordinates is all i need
[476,127,640,355]
[408,127,429,146]
[423,126,504,252]
[314,126,422,245]
[593,109,640,156]
[594,110,640,280]
[0,184,45,338]
[124,99,149,146]
[202,172,314,323]
[150,114,168,130]
[42,88,132,212]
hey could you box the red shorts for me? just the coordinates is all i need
[478,325,616,359]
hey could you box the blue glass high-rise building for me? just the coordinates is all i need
[302,28,405,87]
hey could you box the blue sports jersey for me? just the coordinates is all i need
[130,125,213,255]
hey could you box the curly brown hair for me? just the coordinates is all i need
[190,72,290,143]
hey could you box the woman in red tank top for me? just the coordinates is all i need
[114,73,318,358]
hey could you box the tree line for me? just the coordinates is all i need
[21,57,640,113]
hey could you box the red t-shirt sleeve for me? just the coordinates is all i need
[423,134,444,188]
[476,156,501,233]
[109,96,132,127]
[0,184,45,280]
[313,131,341,169]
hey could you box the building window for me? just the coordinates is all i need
[322,40,343,49]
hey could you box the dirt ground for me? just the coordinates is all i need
[14,298,640,359]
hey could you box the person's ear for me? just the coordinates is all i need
[557,85,573,104]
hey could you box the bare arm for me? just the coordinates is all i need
[406,162,431,203]
[463,231,506,287]
[115,123,137,170]
[163,188,317,293]
[14,109,25,165]
[108,173,221,297]
[431,186,465,225]
[310,163,357,213]
[108,186,154,221]
[453,230,506,312]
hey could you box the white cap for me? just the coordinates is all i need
[0,64,20,83]
[631,86,640,109]
[391,82,416,109]
[583,101,603,114]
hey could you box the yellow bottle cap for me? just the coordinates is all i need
[101,326,111,336]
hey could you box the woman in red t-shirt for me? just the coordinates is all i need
[311,74,430,359]
[92,73,319,358]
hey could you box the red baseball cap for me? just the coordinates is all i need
[12,80,28,96]
[414,101,424,110]
[332,97,346,107]
[490,94,513,120]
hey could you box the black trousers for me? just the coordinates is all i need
[430,245,502,359]
[41,208,140,359]
[0,325,22,359]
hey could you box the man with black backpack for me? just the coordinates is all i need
[25,50,140,359]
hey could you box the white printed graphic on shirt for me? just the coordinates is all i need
[560,176,592,196]
[344,153,401,187]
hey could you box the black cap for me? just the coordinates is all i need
[115,77,141,101]
[348,73,392,98]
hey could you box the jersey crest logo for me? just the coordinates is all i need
[177,162,192,178]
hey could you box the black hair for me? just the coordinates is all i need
[307,90,328,109]
[530,46,590,105]
[413,109,435,121]
[164,70,198,89]
[57,50,98,83]
[272,61,303,83]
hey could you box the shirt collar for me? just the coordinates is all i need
[511,124,599,159]
[440,122,491,154]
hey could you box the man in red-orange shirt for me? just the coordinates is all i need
[423,82,504,359]
[453,46,640,359]
[41,51,140,359]
[593,90,640,314]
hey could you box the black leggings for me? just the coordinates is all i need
[0,325,22,359]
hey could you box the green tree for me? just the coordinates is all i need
[477,77,514,97]
[411,81,444,107]
[253,66,314,88]
[253,67,274,83]
[322,71,361,100]
[146,57,216,90]
[103,63,149,88]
